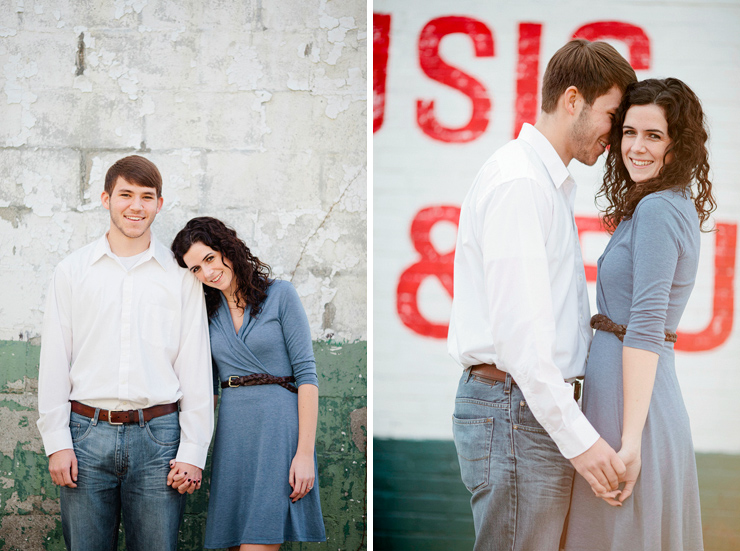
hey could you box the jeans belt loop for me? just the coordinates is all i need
[504,373,512,394]
[92,407,100,426]
[137,408,146,428]
[465,367,473,383]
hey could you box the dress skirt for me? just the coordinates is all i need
[203,383,326,548]
[564,330,703,551]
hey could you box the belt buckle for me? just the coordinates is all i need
[228,376,239,388]
[108,411,124,425]
[572,379,583,402]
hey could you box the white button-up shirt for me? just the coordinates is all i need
[448,123,598,459]
[37,233,214,468]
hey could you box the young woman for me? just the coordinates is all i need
[171,217,326,551]
[565,78,715,551]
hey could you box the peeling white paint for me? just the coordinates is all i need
[325,95,351,119]
[226,43,264,90]
[0,27,17,38]
[3,55,38,146]
[287,74,310,91]
[73,76,93,93]
[21,169,56,217]
[140,94,155,116]
[114,0,148,20]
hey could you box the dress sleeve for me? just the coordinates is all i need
[623,196,684,354]
[279,283,319,388]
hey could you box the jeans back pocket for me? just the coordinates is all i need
[452,415,493,493]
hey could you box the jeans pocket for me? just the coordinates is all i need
[452,415,493,493]
[145,414,181,446]
[69,414,93,443]
[516,400,548,434]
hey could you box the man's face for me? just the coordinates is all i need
[101,177,163,241]
[569,86,622,166]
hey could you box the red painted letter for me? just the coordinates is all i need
[513,23,543,138]
[676,223,736,351]
[397,206,460,338]
[417,17,494,143]
[572,22,651,70]
[373,13,391,133]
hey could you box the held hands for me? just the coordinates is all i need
[288,451,315,503]
[167,460,202,494]
[597,446,642,506]
[49,449,78,488]
[569,437,626,499]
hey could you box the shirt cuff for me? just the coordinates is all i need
[175,442,209,470]
[549,410,600,459]
[41,429,74,457]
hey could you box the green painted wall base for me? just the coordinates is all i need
[374,438,740,550]
[0,340,367,551]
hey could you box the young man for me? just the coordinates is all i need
[37,155,214,551]
[448,40,637,550]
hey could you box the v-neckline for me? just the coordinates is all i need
[221,292,245,335]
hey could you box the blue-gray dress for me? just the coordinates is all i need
[565,190,703,550]
[203,279,326,548]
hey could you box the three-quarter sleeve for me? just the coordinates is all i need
[279,283,319,388]
[624,196,685,354]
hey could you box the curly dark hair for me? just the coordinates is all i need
[171,217,272,320]
[598,78,716,232]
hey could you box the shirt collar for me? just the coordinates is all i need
[89,232,169,270]
[518,123,573,189]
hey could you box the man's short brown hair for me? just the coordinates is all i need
[104,155,162,198]
[541,39,636,113]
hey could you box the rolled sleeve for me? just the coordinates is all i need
[172,272,214,468]
[280,283,319,388]
[623,197,682,355]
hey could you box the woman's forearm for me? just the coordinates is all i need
[621,346,659,453]
[296,384,319,456]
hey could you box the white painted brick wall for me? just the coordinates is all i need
[373,0,740,453]
[0,0,366,343]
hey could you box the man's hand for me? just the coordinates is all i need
[288,452,315,503]
[167,461,202,495]
[569,437,626,496]
[49,449,78,488]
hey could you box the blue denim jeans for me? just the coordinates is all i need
[60,409,186,551]
[453,370,575,551]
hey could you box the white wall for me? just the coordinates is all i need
[0,0,367,344]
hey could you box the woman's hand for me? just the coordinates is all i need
[167,460,202,494]
[288,451,315,503]
[596,446,641,507]
[616,446,641,503]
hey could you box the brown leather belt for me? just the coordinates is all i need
[591,313,677,343]
[70,401,178,425]
[469,363,583,402]
[221,373,298,394]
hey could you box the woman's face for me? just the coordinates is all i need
[182,241,235,294]
[621,103,673,183]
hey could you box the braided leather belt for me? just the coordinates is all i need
[70,400,178,425]
[590,313,677,343]
[221,373,298,394]
[469,363,583,402]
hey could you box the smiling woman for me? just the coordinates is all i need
[171,217,327,551]
[621,103,673,183]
